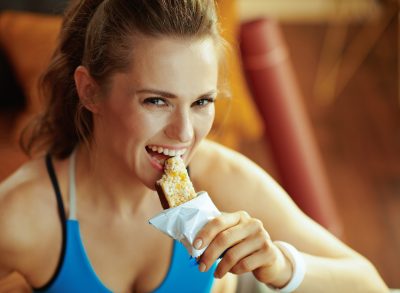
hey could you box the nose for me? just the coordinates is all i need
[164,108,194,143]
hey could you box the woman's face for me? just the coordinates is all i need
[93,36,219,189]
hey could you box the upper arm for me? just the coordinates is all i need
[0,162,53,281]
[192,140,361,260]
[0,187,34,288]
[0,186,24,278]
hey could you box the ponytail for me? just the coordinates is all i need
[21,0,105,159]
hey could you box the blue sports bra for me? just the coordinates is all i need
[33,152,216,292]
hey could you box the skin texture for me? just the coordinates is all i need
[0,35,389,293]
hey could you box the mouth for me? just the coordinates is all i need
[146,145,187,168]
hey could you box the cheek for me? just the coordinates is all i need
[128,107,175,144]
[121,112,164,143]
[99,104,151,143]
[196,107,215,137]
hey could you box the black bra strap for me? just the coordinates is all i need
[45,154,67,223]
[35,154,68,291]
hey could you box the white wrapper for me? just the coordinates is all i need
[149,191,221,258]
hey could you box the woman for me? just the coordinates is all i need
[0,0,389,292]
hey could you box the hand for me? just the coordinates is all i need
[194,211,293,287]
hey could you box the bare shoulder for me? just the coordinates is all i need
[0,158,60,275]
[191,139,259,174]
[191,140,307,241]
[190,139,290,211]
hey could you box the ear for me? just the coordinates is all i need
[74,65,101,113]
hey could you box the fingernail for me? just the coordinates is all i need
[199,262,206,272]
[194,239,202,249]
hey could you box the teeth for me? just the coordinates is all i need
[176,149,185,156]
[167,149,177,156]
[147,145,186,156]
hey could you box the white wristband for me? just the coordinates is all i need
[267,241,307,293]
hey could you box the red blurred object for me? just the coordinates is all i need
[240,18,342,236]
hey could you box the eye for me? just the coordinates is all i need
[193,97,215,107]
[143,97,167,106]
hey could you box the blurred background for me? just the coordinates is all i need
[0,0,399,291]
[237,0,400,289]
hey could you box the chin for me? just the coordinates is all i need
[140,172,162,191]
[145,181,158,191]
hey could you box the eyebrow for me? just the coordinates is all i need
[135,88,218,98]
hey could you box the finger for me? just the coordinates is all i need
[252,244,290,284]
[200,218,263,272]
[194,211,249,251]
[214,234,266,278]
[199,221,252,271]
[230,248,273,276]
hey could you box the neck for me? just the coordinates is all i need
[74,146,161,218]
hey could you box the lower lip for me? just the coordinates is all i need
[148,154,164,171]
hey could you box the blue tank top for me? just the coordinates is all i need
[34,153,216,293]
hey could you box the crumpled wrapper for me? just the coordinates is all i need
[149,191,221,258]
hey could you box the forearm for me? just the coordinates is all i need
[293,254,389,292]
